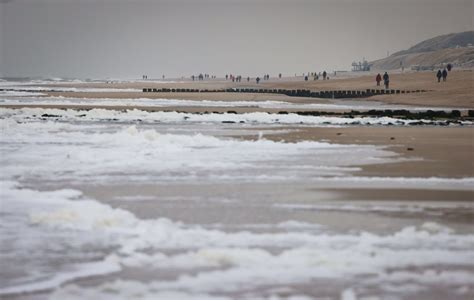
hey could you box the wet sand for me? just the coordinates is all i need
[246,126,474,178]
[49,125,474,224]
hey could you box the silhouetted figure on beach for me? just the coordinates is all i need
[442,69,448,82]
[447,64,452,72]
[304,75,308,81]
[247,77,250,82]
[256,77,260,84]
[225,74,228,80]
[192,75,195,81]
[436,70,442,83]
[376,73,382,86]
[383,72,390,89]
[322,71,327,80]
[279,73,282,79]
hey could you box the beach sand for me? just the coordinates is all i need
[247,126,474,178]
[32,69,474,109]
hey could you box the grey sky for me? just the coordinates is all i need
[0,0,472,79]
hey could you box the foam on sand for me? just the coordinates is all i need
[2,107,470,126]
[0,115,402,184]
[1,105,473,299]
[2,181,474,298]
[0,90,47,97]
[0,182,474,299]
[0,95,463,111]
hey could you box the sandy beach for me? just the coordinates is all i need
[25,69,473,109]
[253,126,474,178]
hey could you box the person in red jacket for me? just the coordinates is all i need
[376,73,382,86]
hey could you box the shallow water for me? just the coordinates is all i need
[0,93,469,112]
[0,107,473,300]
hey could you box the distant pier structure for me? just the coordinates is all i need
[351,59,371,72]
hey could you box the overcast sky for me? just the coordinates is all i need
[0,0,472,79]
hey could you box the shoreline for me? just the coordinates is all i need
[236,126,474,179]
[2,69,473,109]
[0,104,471,119]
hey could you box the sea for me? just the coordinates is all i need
[0,79,473,300]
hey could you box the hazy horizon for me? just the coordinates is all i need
[0,0,472,79]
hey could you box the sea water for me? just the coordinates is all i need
[0,106,473,300]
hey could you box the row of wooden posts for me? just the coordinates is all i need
[142,88,426,99]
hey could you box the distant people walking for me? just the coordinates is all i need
[442,69,448,82]
[247,76,250,82]
[383,72,390,89]
[436,70,442,83]
[304,75,308,81]
[279,73,282,79]
[376,73,382,86]
[447,64,452,72]
[256,77,260,84]
[322,71,327,80]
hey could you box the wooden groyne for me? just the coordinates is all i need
[141,88,427,99]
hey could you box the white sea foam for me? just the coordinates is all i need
[0,116,401,183]
[50,283,233,300]
[0,181,122,296]
[1,105,473,299]
[2,107,469,126]
[0,95,463,111]
[2,182,474,297]
[0,87,142,93]
[0,90,47,97]
[0,96,303,108]
[1,109,472,190]
[0,258,120,296]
